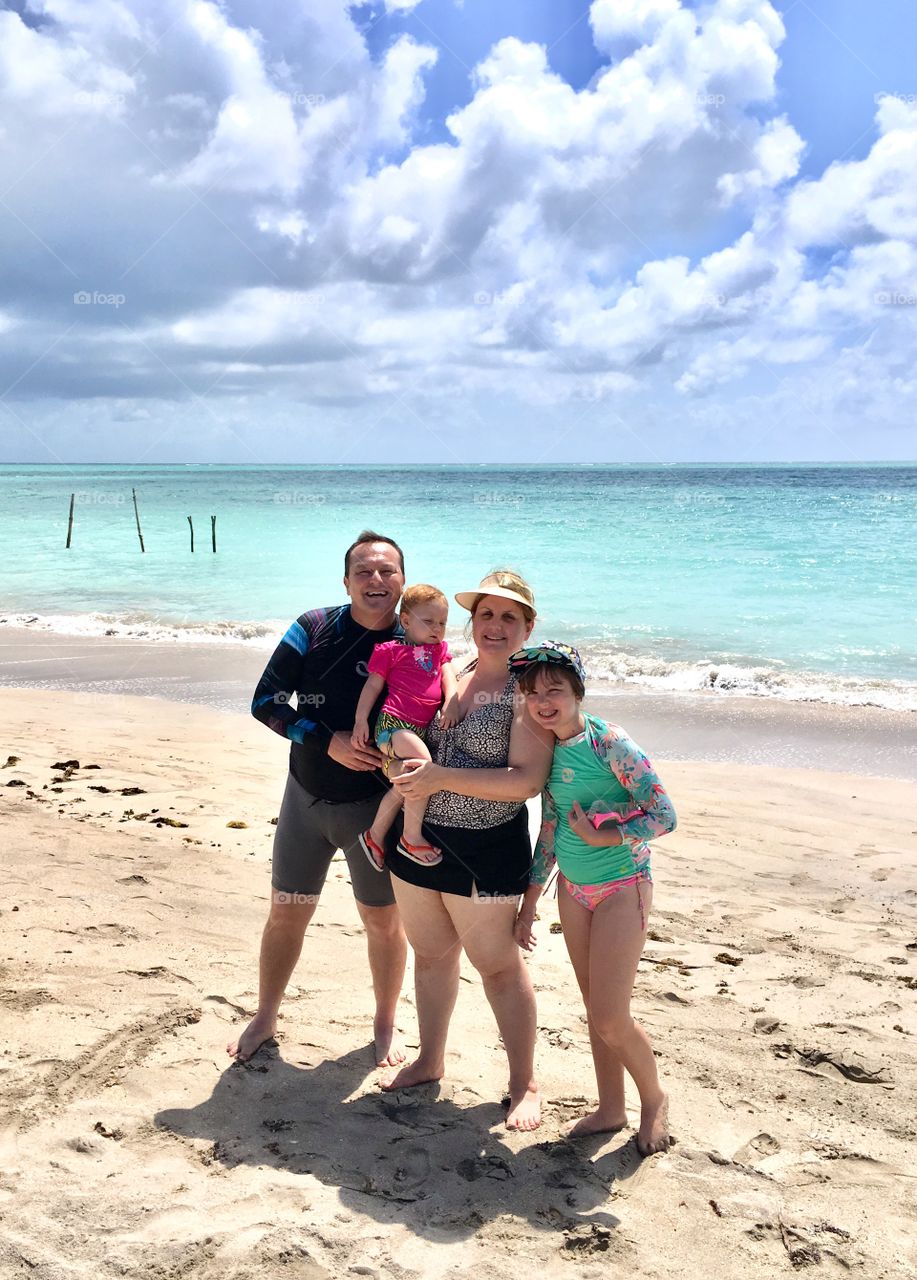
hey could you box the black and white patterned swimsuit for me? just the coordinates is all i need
[385,669,533,898]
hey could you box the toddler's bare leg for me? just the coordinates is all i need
[390,729,434,847]
[370,784,403,846]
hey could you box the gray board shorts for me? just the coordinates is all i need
[271,772,396,908]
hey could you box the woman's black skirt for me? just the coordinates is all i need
[385,806,532,899]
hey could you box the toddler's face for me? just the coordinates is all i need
[402,602,448,645]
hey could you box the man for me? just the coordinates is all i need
[227,531,408,1065]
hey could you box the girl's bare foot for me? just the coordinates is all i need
[563,1108,627,1139]
[506,1083,541,1131]
[636,1091,671,1156]
[374,1020,406,1068]
[226,1011,276,1062]
[380,1056,443,1091]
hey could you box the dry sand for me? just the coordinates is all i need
[1,688,916,1279]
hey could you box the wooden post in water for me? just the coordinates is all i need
[211,515,217,553]
[187,516,194,553]
[132,487,145,553]
[66,493,75,549]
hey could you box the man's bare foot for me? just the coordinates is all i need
[506,1083,541,1132]
[636,1091,671,1156]
[374,1021,406,1068]
[226,1011,277,1062]
[563,1108,628,1139]
[380,1057,443,1091]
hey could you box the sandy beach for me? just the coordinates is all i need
[1,672,915,1280]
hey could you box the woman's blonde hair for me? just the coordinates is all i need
[469,569,536,625]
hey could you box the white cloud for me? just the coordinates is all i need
[590,0,681,48]
[0,0,915,461]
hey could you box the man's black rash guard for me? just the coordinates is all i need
[252,604,403,803]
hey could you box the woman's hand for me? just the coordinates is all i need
[514,909,537,952]
[391,758,444,800]
[568,800,622,846]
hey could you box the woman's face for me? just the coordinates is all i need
[471,594,534,659]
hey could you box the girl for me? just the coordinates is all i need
[510,642,676,1156]
[353,583,459,868]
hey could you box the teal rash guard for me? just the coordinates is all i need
[530,713,677,888]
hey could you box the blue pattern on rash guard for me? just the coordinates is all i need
[282,620,311,656]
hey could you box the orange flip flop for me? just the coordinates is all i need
[397,837,443,867]
[359,829,386,872]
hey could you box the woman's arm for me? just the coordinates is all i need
[392,703,554,803]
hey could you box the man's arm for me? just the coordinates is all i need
[250,618,332,746]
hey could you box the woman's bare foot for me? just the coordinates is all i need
[374,1020,406,1068]
[563,1108,627,1139]
[506,1082,541,1132]
[226,1011,276,1062]
[380,1056,443,1091]
[636,1091,671,1156]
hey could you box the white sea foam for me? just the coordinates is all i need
[0,611,281,647]
[584,648,917,712]
[2,611,915,711]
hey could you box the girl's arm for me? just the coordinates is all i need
[392,701,554,803]
[351,671,386,747]
[599,727,677,845]
[439,661,461,729]
[515,787,558,951]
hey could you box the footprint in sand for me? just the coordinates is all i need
[392,1142,432,1189]
[733,1133,781,1162]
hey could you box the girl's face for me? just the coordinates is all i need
[402,601,447,645]
[524,667,582,738]
[471,594,534,660]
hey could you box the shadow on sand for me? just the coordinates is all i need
[156,1040,650,1247]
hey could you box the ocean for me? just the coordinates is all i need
[1,463,915,711]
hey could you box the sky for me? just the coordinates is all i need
[0,0,915,464]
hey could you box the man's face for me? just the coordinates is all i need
[344,542,405,621]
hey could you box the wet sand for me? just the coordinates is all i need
[2,625,916,778]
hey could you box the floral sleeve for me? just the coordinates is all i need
[596,724,677,846]
[529,785,558,886]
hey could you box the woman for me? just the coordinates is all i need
[382,571,554,1131]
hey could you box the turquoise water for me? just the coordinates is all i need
[1,464,915,708]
